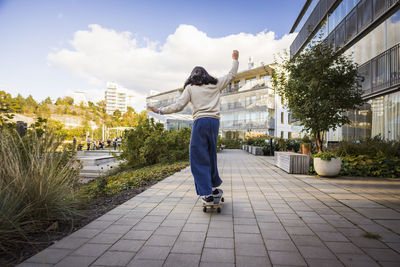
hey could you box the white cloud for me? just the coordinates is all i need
[48,24,296,103]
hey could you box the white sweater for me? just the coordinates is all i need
[160,60,239,120]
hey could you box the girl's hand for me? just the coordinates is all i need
[147,106,159,113]
[232,50,239,60]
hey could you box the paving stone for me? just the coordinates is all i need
[153,226,182,236]
[236,255,271,267]
[297,245,336,259]
[268,251,307,266]
[305,258,345,267]
[205,237,234,249]
[92,251,135,266]
[69,228,101,239]
[234,224,260,234]
[146,234,177,246]
[102,224,132,234]
[235,243,268,256]
[285,226,315,236]
[164,253,201,267]
[51,237,88,250]
[336,253,380,267]
[207,228,234,238]
[88,232,123,244]
[325,241,364,254]
[363,248,400,262]
[132,222,160,231]
[72,243,110,257]
[171,241,203,254]
[54,255,96,267]
[261,230,290,240]
[135,245,171,260]
[84,220,114,229]
[265,239,298,251]
[17,263,53,267]
[123,230,153,240]
[182,223,208,232]
[109,239,144,252]
[234,233,264,244]
[177,231,206,242]
[127,259,164,267]
[25,248,72,264]
[316,231,348,242]
[199,262,235,267]
[201,248,235,263]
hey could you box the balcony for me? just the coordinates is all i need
[290,0,337,57]
[220,118,275,131]
[291,0,399,57]
[359,42,400,97]
[326,0,399,51]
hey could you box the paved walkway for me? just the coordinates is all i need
[19,150,400,267]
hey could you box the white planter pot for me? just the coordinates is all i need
[314,157,342,177]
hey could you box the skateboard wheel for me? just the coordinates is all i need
[221,197,224,202]
[217,207,221,213]
[203,207,207,213]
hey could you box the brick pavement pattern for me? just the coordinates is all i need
[19,150,400,266]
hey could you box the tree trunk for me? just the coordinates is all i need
[314,132,323,153]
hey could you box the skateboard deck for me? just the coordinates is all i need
[202,189,224,213]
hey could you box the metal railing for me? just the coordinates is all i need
[358,43,400,96]
[220,118,275,130]
[290,0,337,57]
[325,0,398,51]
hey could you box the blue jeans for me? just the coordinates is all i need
[190,117,222,196]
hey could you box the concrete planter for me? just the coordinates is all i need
[314,157,342,177]
[251,146,264,155]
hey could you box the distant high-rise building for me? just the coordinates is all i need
[105,82,135,115]
[72,91,88,106]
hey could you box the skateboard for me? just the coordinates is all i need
[202,189,224,213]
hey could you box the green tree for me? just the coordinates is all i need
[0,91,18,126]
[272,42,364,152]
[55,96,73,105]
[42,97,52,105]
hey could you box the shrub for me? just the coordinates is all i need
[334,136,400,158]
[313,151,337,160]
[220,138,242,149]
[119,118,191,168]
[0,129,80,253]
[340,154,400,178]
[82,161,189,198]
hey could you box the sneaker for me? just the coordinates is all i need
[213,188,221,197]
[201,195,214,205]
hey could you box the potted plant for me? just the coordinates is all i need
[313,152,342,177]
[301,136,312,155]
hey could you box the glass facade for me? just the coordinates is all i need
[220,88,275,135]
[370,91,400,140]
[328,0,360,34]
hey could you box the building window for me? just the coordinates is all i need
[281,96,284,105]
[280,131,284,138]
[251,96,256,104]
[246,96,250,106]
[281,112,284,124]
[288,132,292,139]
[288,112,292,125]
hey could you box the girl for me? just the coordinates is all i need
[148,50,239,204]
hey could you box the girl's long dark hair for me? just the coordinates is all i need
[183,66,218,88]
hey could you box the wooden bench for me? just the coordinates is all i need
[274,152,310,174]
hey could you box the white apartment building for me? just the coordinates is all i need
[105,82,135,115]
[72,91,88,106]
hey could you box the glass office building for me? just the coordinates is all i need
[290,0,400,140]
